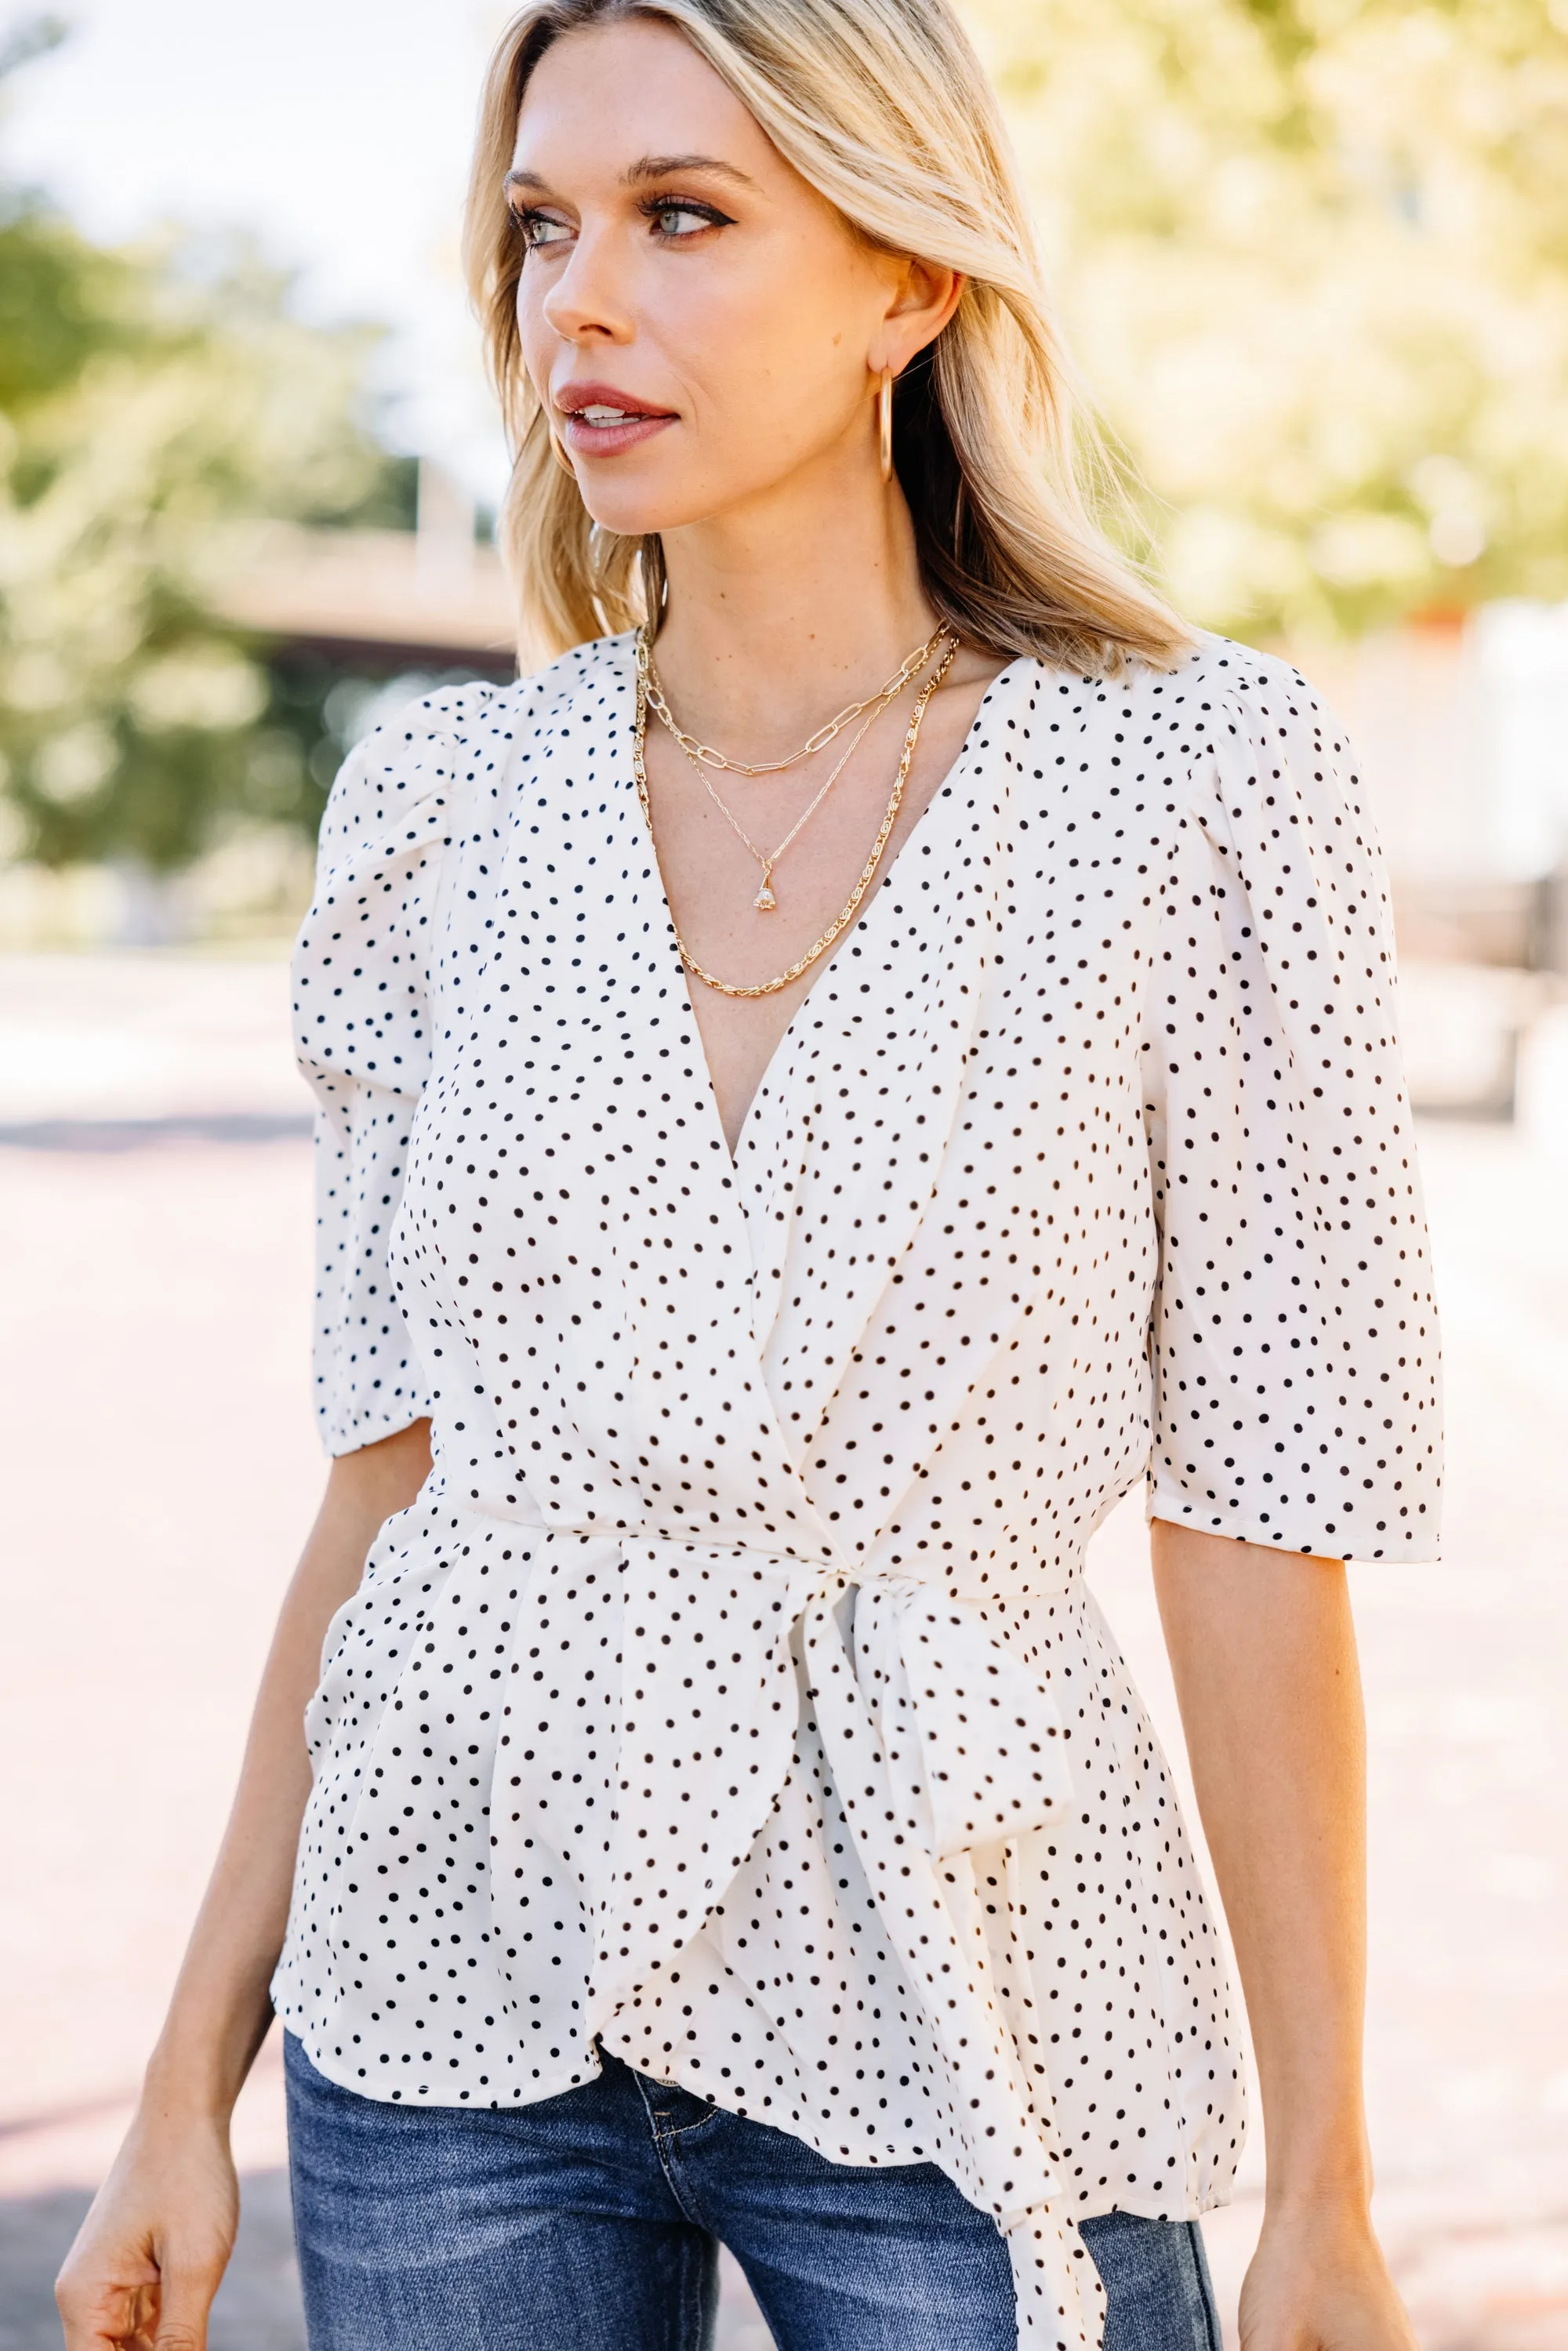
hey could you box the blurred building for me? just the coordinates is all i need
[0,463,519,955]
[1288,608,1568,1129]
[1298,607,1568,967]
[215,463,518,681]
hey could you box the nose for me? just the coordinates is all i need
[539,223,634,348]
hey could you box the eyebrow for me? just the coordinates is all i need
[503,152,760,198]
[622,153,759,189]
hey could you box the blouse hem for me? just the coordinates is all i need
[1146,1482,1442,1565]
[321,1399,434,1459]
[277,2008,1236,2228]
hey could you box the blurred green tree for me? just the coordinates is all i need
[975,0,1568,639]
[0,21,415,877]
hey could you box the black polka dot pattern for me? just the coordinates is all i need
[274,632,1442,2351]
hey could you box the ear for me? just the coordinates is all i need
[870,255,965,376]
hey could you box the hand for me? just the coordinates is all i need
[1239,2205,1418,2351]
[56,2108,238,2351]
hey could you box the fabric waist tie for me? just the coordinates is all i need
[478,1518,1105,2350]
[796,1566,1103,2351]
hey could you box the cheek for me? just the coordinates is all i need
[514,277,554,387]
[671,249,865,414]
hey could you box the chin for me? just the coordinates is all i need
[572,470,720,539]
[575,455,801,542]
[573,487,674,536]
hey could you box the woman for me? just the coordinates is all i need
[57,3,1441,2348]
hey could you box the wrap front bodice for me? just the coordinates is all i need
[274,635,1442,2349]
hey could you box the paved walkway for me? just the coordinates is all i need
[2,953,1563,2348]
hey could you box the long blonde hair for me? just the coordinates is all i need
[463,0,1191,674]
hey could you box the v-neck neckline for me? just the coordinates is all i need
[619,642,1032,1166]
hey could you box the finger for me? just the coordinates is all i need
[56,2267,155,2351]
[147,2255,225,2351]
[120,2282,162,2351]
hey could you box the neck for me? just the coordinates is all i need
[648,446,939,756]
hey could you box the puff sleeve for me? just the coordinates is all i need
[1142,654,1443,1559]
[291,694,485,1453]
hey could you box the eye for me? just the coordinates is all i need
[645,198,731,241]
[513,208,573,252]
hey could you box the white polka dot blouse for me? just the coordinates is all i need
[273,631,1442,2350]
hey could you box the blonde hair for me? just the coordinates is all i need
[463,0,1191,674]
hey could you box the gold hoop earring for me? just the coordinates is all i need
[878,368,894,484]
[550,429,576,477]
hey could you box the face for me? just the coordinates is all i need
[506,17,955,536]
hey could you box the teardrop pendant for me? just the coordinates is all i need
[753,877,778,912]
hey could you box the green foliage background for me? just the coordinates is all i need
[975,0,1568,640]
[0,24,417,877]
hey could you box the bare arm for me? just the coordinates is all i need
[1151,1521,1416,2351]
[56,1420,431,2351]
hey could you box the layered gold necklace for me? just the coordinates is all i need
[641,626,947,910]
[631,626,957,1000]
[642,627,946,778]
[659,690,887,913]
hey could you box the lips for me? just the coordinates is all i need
[555,381,677,457]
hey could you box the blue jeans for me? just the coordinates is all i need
[285,2034,1220,2351]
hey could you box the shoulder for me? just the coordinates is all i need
[1181,635,1352,762]
[318,678,509,858]
[1173,637,1366,842]
[514,629,635,729]
[1154,634,1352,778]
[299,681,520,982]
[988,642,1370,895]
[1103,636,1356,825]
[509,632,638,785]
[982,639,1334,823]
[523,628,637,717]
[1149,640,1385,921]
[987,635,1341,765]
[318,633,637,854]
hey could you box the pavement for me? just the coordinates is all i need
[1,950,1564,2349]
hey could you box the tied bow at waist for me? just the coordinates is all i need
[800,1566,1074,1859]
[482,1522,1105,2351]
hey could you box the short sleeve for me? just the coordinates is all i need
[1142,654,1443,1560]
[292,694,485,1453]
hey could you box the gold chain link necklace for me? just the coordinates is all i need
[632,627,957,1000]
[663,689,889,912]
[641,626,946,778]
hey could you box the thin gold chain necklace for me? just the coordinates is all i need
[641,626,946,778]
[632,629,957,1000]
[666,689,890,912]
